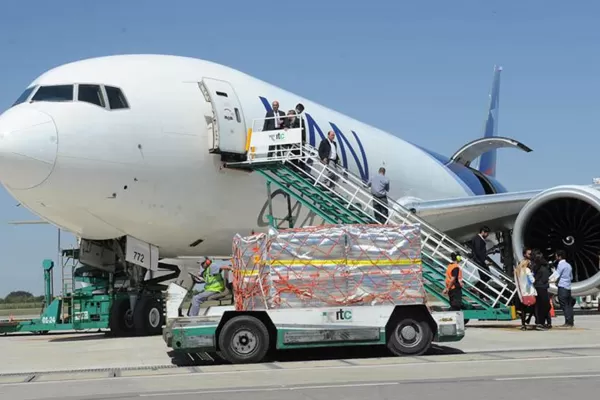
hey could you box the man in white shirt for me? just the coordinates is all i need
[550,249,574,327]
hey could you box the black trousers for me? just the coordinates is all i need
[558,287,574,325]
[518,299,535,326]
[373,195,388,224]
[475,265,493,300]
[449,287,462,311]
[535,287,551,326]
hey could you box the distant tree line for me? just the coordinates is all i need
[0,291,44,304]
[0,290,201,303]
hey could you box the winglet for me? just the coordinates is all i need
[478,65,502,177]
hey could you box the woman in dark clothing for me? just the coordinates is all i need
[531,249,552,330]
[284,110,303,169]
[514,248,536,330]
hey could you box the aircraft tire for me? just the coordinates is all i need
[109,298,135,337]
[387,316,433,357]
[133,296,165,336]
[217,315,270,364]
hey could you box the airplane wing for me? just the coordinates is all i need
[404,182,600,297]
[406,182,600,248]
[403,189,544,243]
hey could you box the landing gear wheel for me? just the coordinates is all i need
[133,297,165,336]
[387,317,433,356]
[109,298,135,337]
[218,315,270,364]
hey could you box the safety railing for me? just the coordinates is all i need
[245,116,306,162]
[227,133,517,308]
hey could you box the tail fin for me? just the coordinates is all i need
[478,65,502,177]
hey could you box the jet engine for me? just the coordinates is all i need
[512,185,600,296]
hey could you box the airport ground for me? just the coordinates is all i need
[1,315,600,399]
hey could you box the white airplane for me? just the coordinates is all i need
[1,54,599,300]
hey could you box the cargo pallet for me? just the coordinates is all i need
[163,228,465,364]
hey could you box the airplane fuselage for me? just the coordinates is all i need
[0,55,506,257]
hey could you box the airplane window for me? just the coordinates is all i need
[31,85,74,102]
[12,86,37,106]
[104,86,129,110]
[78,84,106,108]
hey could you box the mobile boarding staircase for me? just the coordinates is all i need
[225,123,518,322]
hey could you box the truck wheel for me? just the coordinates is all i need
[218,315,270,364]
[109,298,135,337]
[387,316,433,356]
[133,297,165,336]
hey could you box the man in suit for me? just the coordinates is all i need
[263,100,286,158]
[471,226,491,298]
[263,100,285,131]
[295,103,307,145]
[318,130,340,188]
[293,103,311,173]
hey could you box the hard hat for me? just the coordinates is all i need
[199,257,212,267]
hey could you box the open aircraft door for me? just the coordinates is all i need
[199,78,247,155]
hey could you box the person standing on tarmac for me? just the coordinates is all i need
[531,249,552,330]
[514,248,537,330]
[443,252,463,311]
[550,249,574,328]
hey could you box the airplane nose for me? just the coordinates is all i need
[0,107,58,190]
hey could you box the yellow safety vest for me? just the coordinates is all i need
[203,266,225,293]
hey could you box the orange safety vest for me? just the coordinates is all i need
[445,263,462,290]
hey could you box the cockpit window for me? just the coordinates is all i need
[31,85,74,102]
[105,86,129,110]
[78,84,105,108]
[12,86,37,106]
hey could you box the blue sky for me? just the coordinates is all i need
[0,1,599,296]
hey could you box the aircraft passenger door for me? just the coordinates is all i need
[199,78,247,154]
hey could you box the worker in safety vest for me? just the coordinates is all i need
[188,258,226,317]
[443,252,464,311]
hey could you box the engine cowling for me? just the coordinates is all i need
[512,185,600,296]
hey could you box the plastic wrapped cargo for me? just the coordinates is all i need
[231,224,425,311]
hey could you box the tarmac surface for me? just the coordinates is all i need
[1,315,599,399]
[59,377,600,400]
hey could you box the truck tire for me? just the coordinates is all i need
[109,298,135,337]
[387,316,433,356]
[218,315,270,364]
[133,296,165,336]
